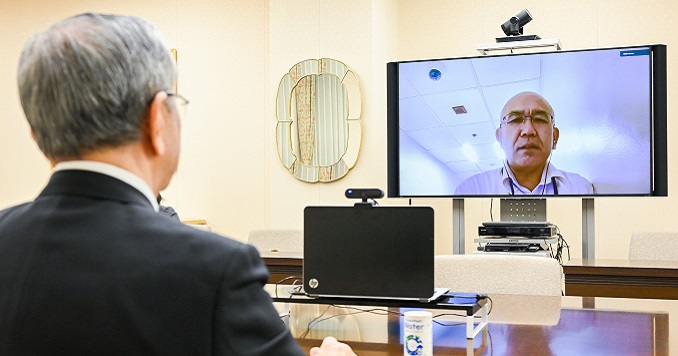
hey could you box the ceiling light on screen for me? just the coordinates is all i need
[452,105,467,114]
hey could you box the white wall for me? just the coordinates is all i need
[0,0,268,242]
[1,0,678,259]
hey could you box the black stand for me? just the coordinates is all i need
[496,34,541,42]
[271,293,488,339]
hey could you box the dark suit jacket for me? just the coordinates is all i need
[0,170,303,355]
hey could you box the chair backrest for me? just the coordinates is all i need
[247,229,303,253]
[434,254,563,296]
[629,231,678,261]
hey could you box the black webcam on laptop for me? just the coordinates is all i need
[345,188,383,206]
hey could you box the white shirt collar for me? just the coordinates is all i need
[53,161,159,212]
[502,161,560,194]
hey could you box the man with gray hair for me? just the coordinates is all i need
[0,13,354,355]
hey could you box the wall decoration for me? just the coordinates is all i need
[276,58,362,182]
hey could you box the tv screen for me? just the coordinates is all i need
[387,44,667,197]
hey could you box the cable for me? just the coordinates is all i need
[330,305,402,317]
[273,276,302,298]
[553,233,570,265]
[300,305,402,339]
[540,156,552,195]
[549,226,570,265]
[299,305,333,339]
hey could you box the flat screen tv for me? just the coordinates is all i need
[387,44,667,198]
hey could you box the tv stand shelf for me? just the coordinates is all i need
[473,237,557,257]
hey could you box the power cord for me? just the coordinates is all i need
[552,231,570,265]
[273,276,302,298]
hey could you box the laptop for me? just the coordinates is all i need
[303,205,447,303]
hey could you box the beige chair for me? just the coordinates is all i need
[435,254,563,326]
[434,254,563,296]
[247,228,303,254]
[629,231,678,261]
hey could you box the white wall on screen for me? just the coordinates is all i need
[399,130,457,196]
[541,49,652,194]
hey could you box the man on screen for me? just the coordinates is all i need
[455,91,594,195]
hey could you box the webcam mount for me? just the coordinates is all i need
[496,9,541,43]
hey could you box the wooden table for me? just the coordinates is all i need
[563,258,678,299]
[270,292,673,355]
[260,252,303,284]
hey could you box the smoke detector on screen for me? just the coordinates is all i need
[428,68,442,81]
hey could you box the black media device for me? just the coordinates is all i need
[478,224,557,238]
[484,243,541,252]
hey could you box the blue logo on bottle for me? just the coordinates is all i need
[405,334,423,355]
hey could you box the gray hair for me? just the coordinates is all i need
[18,13,175,159]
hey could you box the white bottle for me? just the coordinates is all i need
[403,310,432,356]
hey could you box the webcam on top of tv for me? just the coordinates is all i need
[497,9,541,43]
[346,188,383,207]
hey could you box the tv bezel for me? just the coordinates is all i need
[387,44,668,198]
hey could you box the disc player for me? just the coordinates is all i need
[478,221,556,238]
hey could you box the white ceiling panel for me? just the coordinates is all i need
[428,145,465,164]
[399,96,442,131]
[399,75,418,98]
[473,142,503,161]
[400,59,477,96]
[471,55,542,86]
[448,121,497,146]
[407,127,460,150]
[421,87,491,126]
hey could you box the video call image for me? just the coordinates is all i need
[397,47,653,196]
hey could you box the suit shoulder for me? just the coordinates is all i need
[154,220,252,255]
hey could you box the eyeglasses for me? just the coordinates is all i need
[164,90,189,120]
[501,111,554,127]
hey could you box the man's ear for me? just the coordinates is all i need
[552,127,560,149]
[495,127,502,142]
[146,92,169,156]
